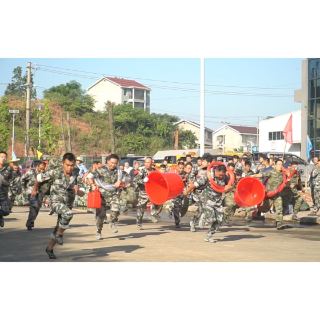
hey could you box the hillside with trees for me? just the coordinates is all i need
[0,70,198,159]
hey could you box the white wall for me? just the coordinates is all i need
[259,110,301,156]
[88,80,122,112]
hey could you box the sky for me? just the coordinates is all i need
[0,57,304,131]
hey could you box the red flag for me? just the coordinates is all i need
[283,114,293,145]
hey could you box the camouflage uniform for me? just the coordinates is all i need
[0,164,20,226]
[234,162,243,172]
[134,167,161,227]
[194,168,228,241]
[223,179,238,218]
[242,169,255,219]
[37,167,85,232]
[119,170,135,212]
[86,165,121,234]
[168,171,187,226]
[281,170,302,216]
[191,167,206,224]
[311,166,320,214]
[258,170,285,225]
[21,168,45,228]
[8,169,22,210]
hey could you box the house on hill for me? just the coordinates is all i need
[213,124,258,153]
[173,119,214,149]
[87,77,151,112]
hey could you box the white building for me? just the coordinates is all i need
[87,77,151,112]
[258,110,301,156]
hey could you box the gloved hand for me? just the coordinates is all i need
[143,177,149,183]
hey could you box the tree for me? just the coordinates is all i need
[4,66,36,99]
[178,130,198,149]
[43,80,95,116]
[0,97,10,151]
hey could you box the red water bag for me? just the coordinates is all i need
[87,189,102,209]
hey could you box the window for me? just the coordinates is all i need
[134,89,144,100]
[268,131,285,141]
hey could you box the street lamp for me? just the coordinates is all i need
[9,110,19,157]
[219,121,230,154]
[35,103,43,147]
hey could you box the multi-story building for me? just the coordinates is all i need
[213,125,258,153]
[295,58,320,160]
[87,77,151,112]
[173,119,214,149]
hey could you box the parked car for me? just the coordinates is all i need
[247,152,310,185]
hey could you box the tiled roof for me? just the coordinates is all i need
[106,77,150,90]
[229,125,258,134]
[173,119,214,132]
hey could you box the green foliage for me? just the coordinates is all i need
[0,97,10,151]
[178,130,198,149]
[43,80,95,116]
[4,66,36,99]
[40,99,59,154]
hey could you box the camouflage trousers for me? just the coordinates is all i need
[96,193,121,232]
[259,193,286,223]
[120,187,138,211]
[51,201,74,231]
[8,194,16,210]
[201,198,224,237]
[223,191,254,218]
[136,190,161,225]
[169,194,190,224]
[26,192,44,228]
[0,197,10,219]
[191,191,203,224]
[313,187,320,211]
[281,187,302,214]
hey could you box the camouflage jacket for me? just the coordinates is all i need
[260,169,284,193]
[87,165,121,197]
[312,167,320,188]
[191,163,200,177]
[193,167,208,193]
[0,164,21,200]
[134,167,157,192]
[21,168,38,194]
[194,168,228,204]
[242,169,254,177]
[9,170,22,196]
[120,171,131,190]
[234,162,243,172]
[37,167,85,205]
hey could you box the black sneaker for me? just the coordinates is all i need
[175,223,181,228]
[0,218,4,227]
[46,247,57,259]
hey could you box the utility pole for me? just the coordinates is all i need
[60,114,67,152]
[174,130,179,150]
[25,62,31,157]
[200,58,205,155]
[108,103,115,153]
[67,111,72,152]
[257,116,260,151]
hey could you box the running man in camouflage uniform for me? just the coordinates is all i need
[252,159,287,230]
[8,162,22,212]
[0,151,21,228]
[33,153,85,259]
[308,160,320,216]
[241,160,256,221]
[281,161,303,220]
[184,153,232,242]
[168,161,188,228]
[233,155,243,172]
[86,154,123,240]
[22,161,46,230]
[134,157,161,230]
[185,156,210,232]
[223,167,242,224]
[119,164,136,214]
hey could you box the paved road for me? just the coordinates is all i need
[1,206,320,262]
